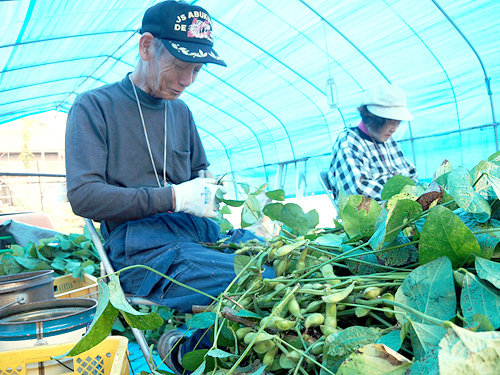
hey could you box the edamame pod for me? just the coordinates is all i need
[320,325,341,336]
[275,318,297,330]
[286,350,302,362]
[362,286,382,300]
[274,239,308,258]
[302,300,324,314]
[288,294,304,319]
[254,339,276,354]
[305,313,325,329]
[324,303,337,328]
[243,331,274,345]
[309,341,324,356]
[236,327,253,341]
[263,344,279,369]
[355,306,371,317]
[296,245,308,271]
[279,353,296,369]
[322,281,355,304]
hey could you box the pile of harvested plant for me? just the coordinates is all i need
[59,153,500,375]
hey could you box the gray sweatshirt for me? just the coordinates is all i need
[65,74,209,229]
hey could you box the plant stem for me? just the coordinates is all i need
[361,298,447,327]
[102,265,217,301]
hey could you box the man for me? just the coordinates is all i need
[328,83,418,207]
[65,1,263,373]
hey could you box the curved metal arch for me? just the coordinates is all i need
[0,102,61,120]
[298,1,389,83]
[432,0,498,150]
[0,76,106,94]
[213,19,332,141]
[197,127,237,181]
[0,92,72,108]
[55,31,138,111]
[382,0,462,165]
[0,29,137,50]
[193,110,249,167]
[185,91,269,183]
[0,55,109,74]
[198,73,283,160]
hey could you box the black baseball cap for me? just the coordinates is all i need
[141,0,226,67]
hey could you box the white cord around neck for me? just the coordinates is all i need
[129,74,167,188]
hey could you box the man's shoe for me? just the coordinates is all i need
[158,330,185,375]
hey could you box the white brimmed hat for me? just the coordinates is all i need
[361,83,413,121]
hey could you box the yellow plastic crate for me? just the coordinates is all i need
[0,336,129,375]
[54,273,99,300]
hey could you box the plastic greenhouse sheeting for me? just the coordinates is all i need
[1,0,499,197]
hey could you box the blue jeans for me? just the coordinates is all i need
[102,211,273,312]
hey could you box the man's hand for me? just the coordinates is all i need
[172,178,226,218]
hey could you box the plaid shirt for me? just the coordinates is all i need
[328,127,418,204]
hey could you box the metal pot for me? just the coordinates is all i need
[0,270,55,310]
[0,297,97,350]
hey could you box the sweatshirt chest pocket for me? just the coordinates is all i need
[169,149,191,183]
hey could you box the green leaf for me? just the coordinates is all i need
[2,257,24,274]
[108,274,163,330]
[433,160,454,187]
[191,362,206,375]
[418,206,481,267]
[340,195,381,238]
[336,343,412,375]
[476,256,500,289]
[395,256,456,325]
[241,203,258,228]
[72,265,83,279]
[488,173,500,199]
[375,330,402,352]
[488,150,500,163]
[262,202,283,221]
[235,309,262,319]
[460,272,500,329]
[55,280,119,358]
[280,203,310,236]
[56,234,74,251]
[324,325,380,372]
[220,205,232,215]
[473,161,500,201]
[234,255,251,276]
[410,322,447,360]
[216,189,245,207]
[246,194,261,212]
[376,234,418,268]
[314,233,343,247]
[186,312,216,329]
[407,347,439,375]
[455,209,499,259]
[470,313,495,332]
[265,189,285,201]
[13,256,42,270]
[182,349,215,372]
[238,182,250,194]
[385,199,422,243]
[381,175,416,201]
[206,348,236,358]
[438,322,500,375]
[306,209,320,229]
[448,166,491,222]
[218,218,234,234]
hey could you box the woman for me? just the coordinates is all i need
[328,83,418,206]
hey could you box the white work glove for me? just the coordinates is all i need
[172,178,226,218]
